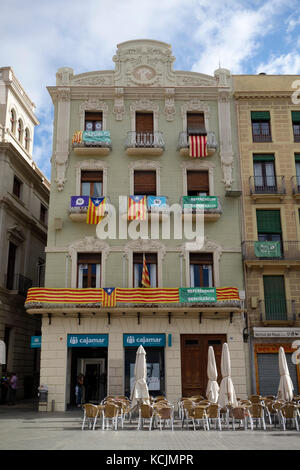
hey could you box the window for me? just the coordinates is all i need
[40,204,47,224]
[187,170,209,196]
[24,128,30,151]
[6,242,17,290]
[10,110,16,133]
[295,154,300,191]
[77,253,101,288]
[133,252,157,288]
[81,171,103,197]
[18,119,23,143]
[256,209,282,252]
[84,112,102,131]
[251,111,271,142]
[263,275,287,320]
[13,176,22,198]
[134,170,156,196]
[253,155,276,192]
[292,111,300,142]
[187,113,206,135]
[189,253,213,287]
[135,112,154,146]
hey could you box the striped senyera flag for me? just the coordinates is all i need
[141,255,151,288]
[216,287,240,301]
[72,131,83,144]
[102,288,116,307]
[189,135,207,157]
[25,288,102,305]
[116,288,180,304]
[86,197,106,224]
[128,195,147,221]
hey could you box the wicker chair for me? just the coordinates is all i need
[279,403,300,431]
[181,399,196,428]
[206,404,222,431]
[192,406,209,431]
[138,404,155,430]
[230,406,253,431]
[155,406,174,431]
[102,403,119,430]
[249,404,266,430]
[81,403,100,430]
[249,395,264,404]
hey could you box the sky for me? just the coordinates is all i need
[1,0,300,181]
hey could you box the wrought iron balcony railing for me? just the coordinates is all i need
[291,176,300,195]
[258,299,297,323]
[242,241,300,260]
[125,131,165,149]
[249,176,286,195]
[177,131,217,151]
[252,132,272,142]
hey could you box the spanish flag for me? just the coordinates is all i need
[141,254,151,288]
[86,197,106,224]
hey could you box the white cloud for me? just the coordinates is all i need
[256,51,300,74]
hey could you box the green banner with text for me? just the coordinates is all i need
[182,196,218,209]
[179,287,217,303]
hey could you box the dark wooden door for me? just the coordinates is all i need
[136,113,153,133]
[180,334,226,397]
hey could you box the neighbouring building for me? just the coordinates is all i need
[0,67,50,399]
[25,40,247,412]
[233,74,300,397]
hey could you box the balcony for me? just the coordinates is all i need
[177,131,217,157]
[249,176,286,202]
[120,196,170,221]
[125,132,165,156]
[68,195,110,222]
[242,241,300,266]
[72,130,112,156]
[252,133,272,143]
[258,299,297,326]
[291,176,300,199]
[6,274,33,296]
[180,195,222,222]
[294,128,300,142]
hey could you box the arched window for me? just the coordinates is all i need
[10,109,16,133]
[18,119,23,143]
[24,128,30,151]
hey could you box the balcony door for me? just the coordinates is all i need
[253,156,276,193]
[135,112,154,146]
[187,113,206,135]
[263,275,287,321]
[189,253,213,287]
[6,242,17,290]
[85,112,102,131]
[187,170,209,196]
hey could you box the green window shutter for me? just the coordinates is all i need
[253,154,275,162]
[292,111,300,123]
[295,153,300,162]
[251,111,270,121]
[256,210,281,233]
[263,276,286,319]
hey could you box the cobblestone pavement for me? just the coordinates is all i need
[0,401,299,451]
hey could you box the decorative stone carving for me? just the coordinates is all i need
[181,99,210,131]
[7,225,25,244]
[124,239,166,258]
[176,73,217,87]
[113,40,176,87]
[113,88,125,121]
[79,98,108,130]
[54,152,69,192]
[164,88,176,121]
[56,67,74,86]
[72,73,114,86]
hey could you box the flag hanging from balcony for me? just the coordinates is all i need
[86,197,106,224]
[141,255,151,288]
[72,131,83,144]
[102,288,116,307]
[189,135,207,157]
[128,195,147,221]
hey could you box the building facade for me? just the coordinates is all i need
[25,40,247,412]
[0,67,50,399]
[233,74,300,397]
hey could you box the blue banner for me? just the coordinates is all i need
[123,334,165,347]
[67,334,109,348]
[31,336,41,348]
[70,196,90,207]
[147,196,168,211]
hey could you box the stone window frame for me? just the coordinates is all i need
[129,98,160,133]
[79,99,109,131]
[181,99,210,133]
[75,160,109,196]
[181,160,216,196]
[181,237,222,288]
[129,160,161,196]
[68,236,110,288]
[124,239,166,288]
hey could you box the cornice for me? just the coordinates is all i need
[234,91,293,100]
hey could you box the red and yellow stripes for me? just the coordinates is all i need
[128,196,147,221]
[72,131,83,144]
[189,135,207,157]
[25,287,240,306]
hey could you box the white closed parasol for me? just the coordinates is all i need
[131,345,150,409]
[206,346,219,403]
[277,346,294,401]
[218,342,238,409]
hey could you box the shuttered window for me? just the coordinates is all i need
[263,275,287,320]
[251,111,270,121]
[187,171,209,196]
[256,210,281,234]
[187,113,206,135]
[134,170,156,195]
[292,111,300,141]
[81,171,103,197]
[251,111,271,142]
[135,113,153,133]
[292,111,300,123]
[85,112,102,131]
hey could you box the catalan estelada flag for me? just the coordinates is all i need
[189,135,207,157]
[128,195,147,221]
[86,197,106,224]
[102,288,116,307]
[141,255,151,288]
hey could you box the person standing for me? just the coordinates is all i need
[8,372,17,405]
[75,373,85,407]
